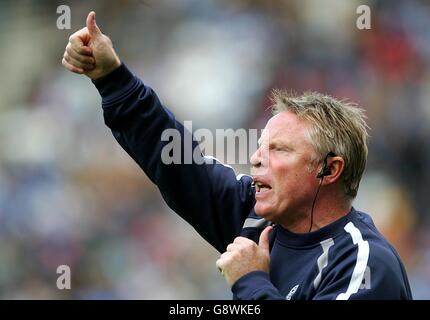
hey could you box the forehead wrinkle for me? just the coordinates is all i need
[268,115,314,151]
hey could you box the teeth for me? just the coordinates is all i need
[253,180,271,192]
[254,183,270,192]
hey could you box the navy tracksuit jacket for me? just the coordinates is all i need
[92,64,412,300]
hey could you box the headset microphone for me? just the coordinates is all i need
[309,152,336,232]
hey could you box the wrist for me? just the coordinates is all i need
[107,56,121,75]
[90,55,122,81]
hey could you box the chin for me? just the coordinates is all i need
[254,203,273,220]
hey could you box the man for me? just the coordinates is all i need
[62,12,412,300]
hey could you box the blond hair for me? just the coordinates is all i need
[271,90,369,198]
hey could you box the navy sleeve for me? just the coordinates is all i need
[231,271,285,300]
[313,242,412,300]
[92,64,255,253]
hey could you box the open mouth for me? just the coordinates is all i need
[254,181,272,193]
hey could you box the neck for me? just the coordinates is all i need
[307,201,352,233]
[280,195,352,234]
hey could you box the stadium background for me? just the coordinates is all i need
[0,0,429,299]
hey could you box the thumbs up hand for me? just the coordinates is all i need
[62,11,121,80]
[216,226,273,287]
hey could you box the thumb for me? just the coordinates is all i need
[86,11,102,37]
[258,226,273,251]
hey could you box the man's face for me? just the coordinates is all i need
[250,111,320,226]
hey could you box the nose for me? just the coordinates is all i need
[250,147,262,168]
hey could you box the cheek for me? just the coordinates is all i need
[271,161,301,185]
[273,165,315,197]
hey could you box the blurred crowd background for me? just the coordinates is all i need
[0,0,429,299]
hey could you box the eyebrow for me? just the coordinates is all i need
[269,139,293,150]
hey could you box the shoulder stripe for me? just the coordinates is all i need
[242,217,272,229]
[313,238,335,290]
[203,156,249,181]
[336,222,370,300]
[236,173,247,181]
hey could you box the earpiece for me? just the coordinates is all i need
[316,152,336,179]
[317,166,331,179]
[309,151,336,232]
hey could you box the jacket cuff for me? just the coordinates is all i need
[92,63,140,106]
[231,271,272,300]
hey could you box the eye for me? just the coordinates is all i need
[270,144,289,152]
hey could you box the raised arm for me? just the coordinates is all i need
[62,12,255,252]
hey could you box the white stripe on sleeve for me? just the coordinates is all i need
[242,217,272,229]
[203,156,249,181]
[313,238,335,289]
[336,222,370,300]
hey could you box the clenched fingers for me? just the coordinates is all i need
[62,57,84,74]
[68,28,92,54]
[63,51,95,71]
[233,236,253,246]
[216,253,229,273]
[66,43,94,64]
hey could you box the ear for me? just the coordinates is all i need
[321,156,345,185]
